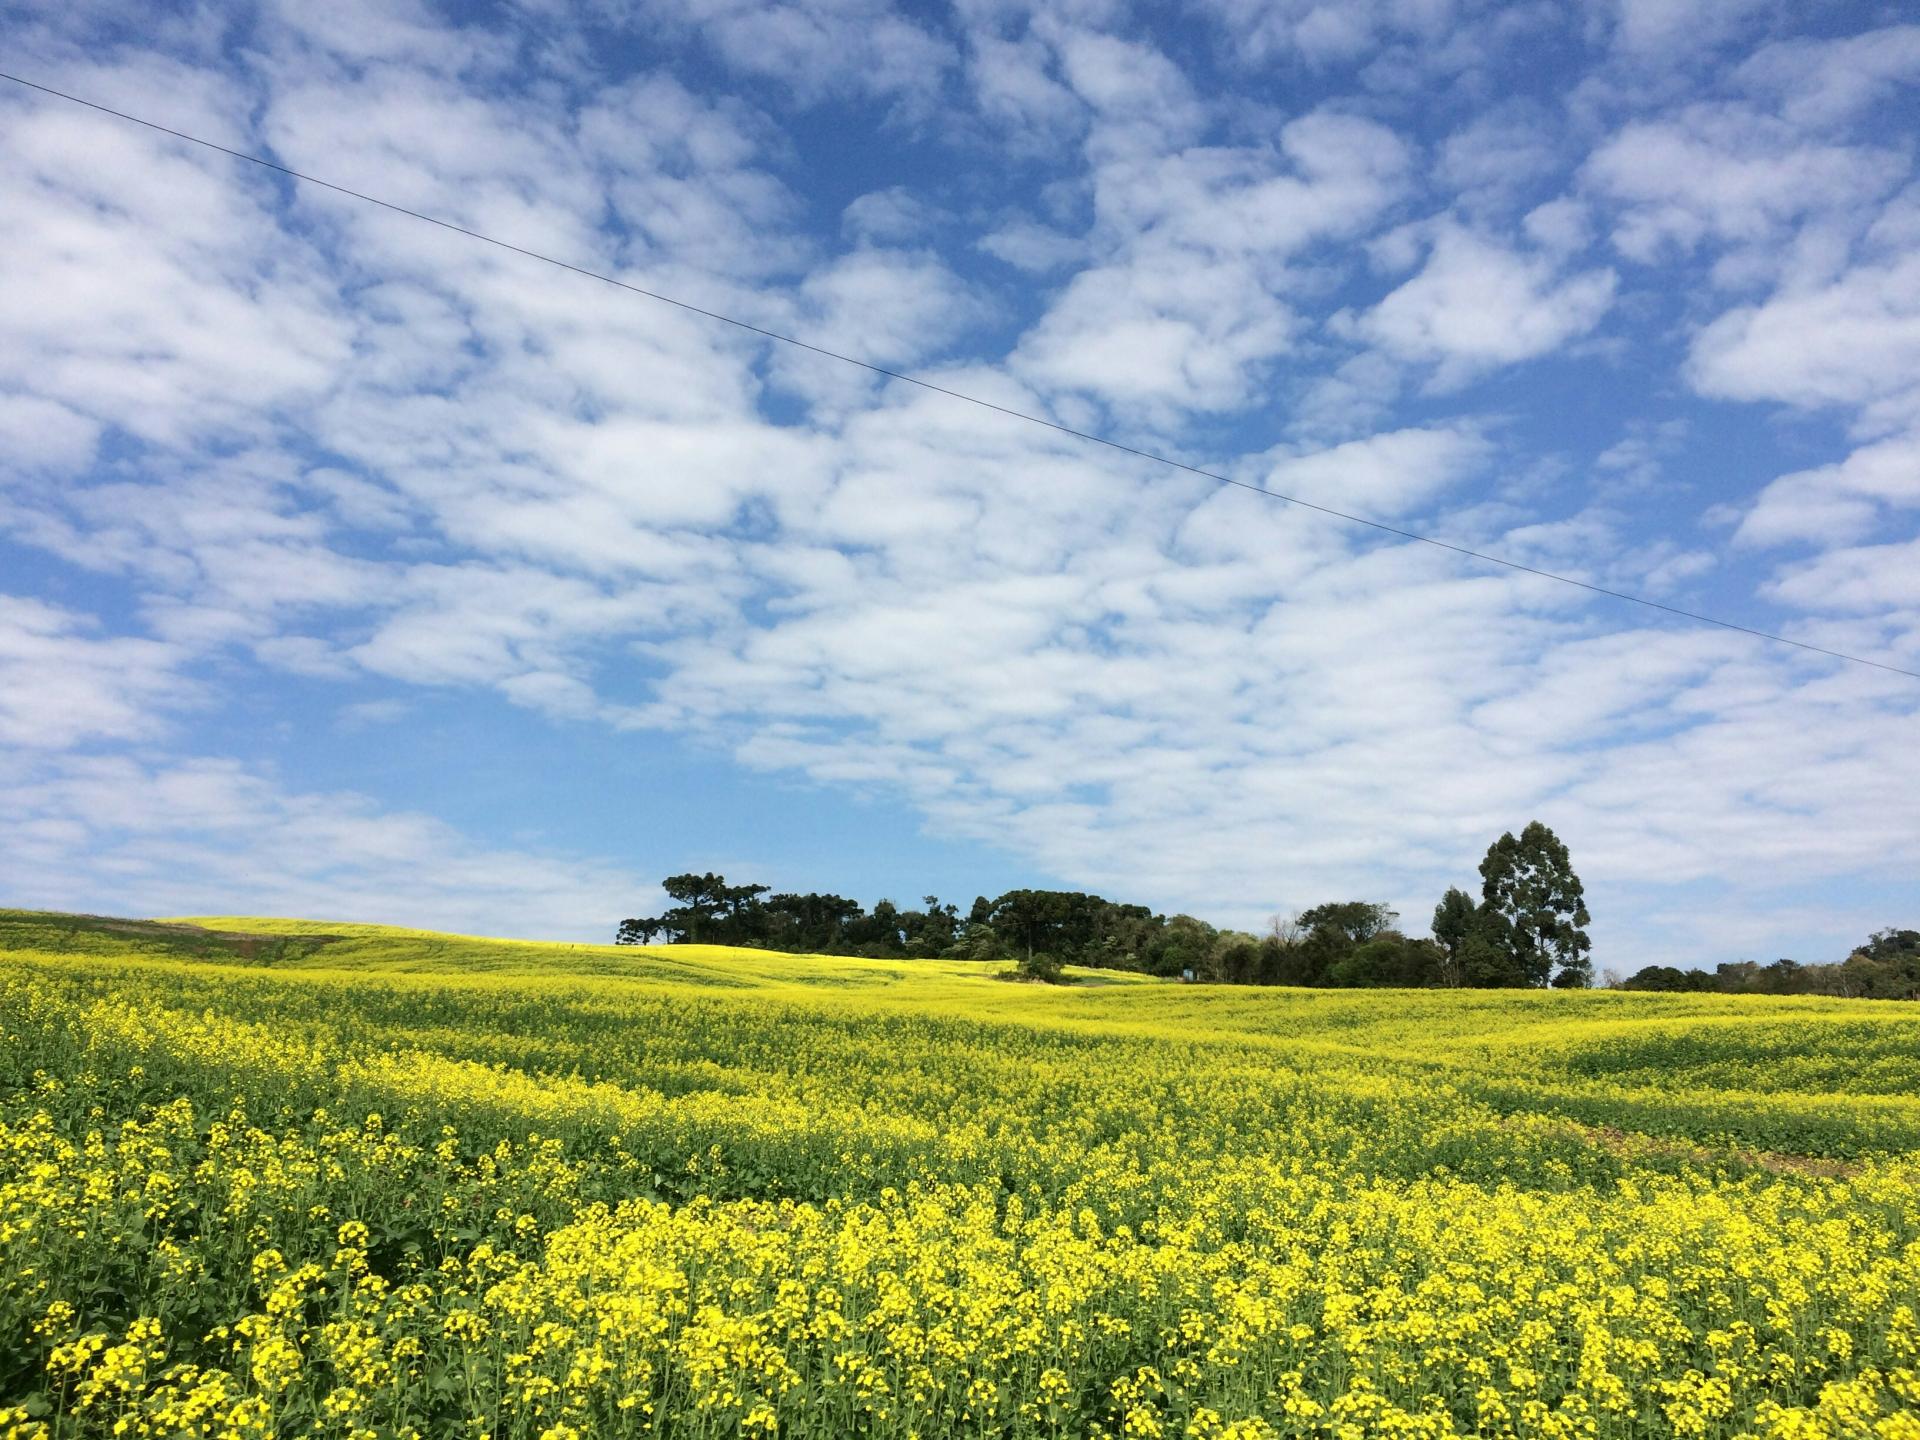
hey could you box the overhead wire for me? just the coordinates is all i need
[2,68,1915,682]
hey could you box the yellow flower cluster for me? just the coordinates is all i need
[1,917,1918,1436]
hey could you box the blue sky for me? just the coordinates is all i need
[1,0,1917,971]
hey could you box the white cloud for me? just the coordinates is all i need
[578,76,805,279]
[1688,254,1920,416]
[1351,222,1616,388]
[0,752,652,941]
[1254,425,1491,516]
[1737,24,1920,129]
[1594,418,1689,492]
[1051,27,1206,156]
[1013,259,1299,417]
[339,557,747,727]
[1011,109,1409,417]
[1867,185,1920,257]
[1558,659,1920,889]
[1736,431,1920,548]
[962,28,1085,151]
[785,247,988,378]
[978,219,1086,274]
[842,187,942,245]
[1437,106,1561,200]
[1601,0,1772,59]
[336,698,411,729]
[0,38,854,739]
[0,596,195,749]
[632,0,955,111]
[0,88,352,449]
[0,393,100,471]
[1197,0,1463,66]
[1765,537,1920,617]
[1522,199,1593,259]
[1,452,394,652]
[264,0,505,70]
[1585,107,1906,273]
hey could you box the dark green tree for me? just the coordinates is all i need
[1622,964,1711,992]
[1291,902,1397,985]
[1327,932,1446,987]
[1836,928,1920,999]
[762,892,863,951]
[662,872,732,944]
[1854,928,1920,964]
[1088,901,1159,971]
[954,920,1001,960]
[1297,901,1397,945]
[1016,949,1065,983]
[989,889,1069,964]
[905,896,960,955]
[1151,914,1220,979]
[987,890,1115,967]
[1457,907,1525,986]
[850,898,905,955]
[1214,932,1264,985]
[618,873,767,945]
[615,916,664,945]
[1430,887,1479,987]
[951,897,1000,960]
[1477,822,1592,988]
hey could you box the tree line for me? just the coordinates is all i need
[615,819,1913,996]
[619,821,1594,987]
[1618,929,1920,1000]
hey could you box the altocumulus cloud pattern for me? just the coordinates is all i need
[0,0,1917,968]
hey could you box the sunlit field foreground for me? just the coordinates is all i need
[2,912,1918,1439]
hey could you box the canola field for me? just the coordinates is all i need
[1,911,1918,1440]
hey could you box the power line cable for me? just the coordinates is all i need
[3,68,1916,682]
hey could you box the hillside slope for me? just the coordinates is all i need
[2,906,1918,1437]
[5,907,1160,987]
